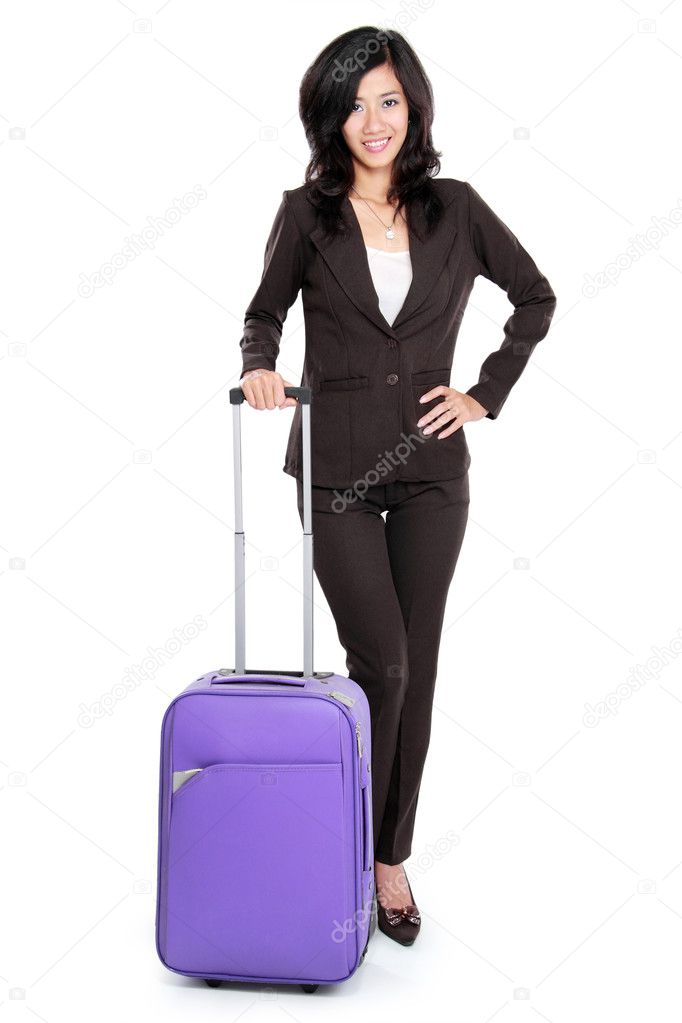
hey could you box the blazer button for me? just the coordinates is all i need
[386,373,399,385]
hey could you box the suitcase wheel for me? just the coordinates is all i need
[204,979,222,988]
[301,984,319,993]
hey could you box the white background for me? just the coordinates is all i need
[1,0,681,1019]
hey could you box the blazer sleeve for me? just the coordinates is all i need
[239,190,305,379]
[464,182,557,419]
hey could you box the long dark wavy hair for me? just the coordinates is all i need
[299,26,444,241]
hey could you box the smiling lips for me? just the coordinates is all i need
[362,136,391,152]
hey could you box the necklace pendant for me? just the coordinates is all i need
[386,227,395,239]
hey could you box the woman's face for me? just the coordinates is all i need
[340,64,409,173]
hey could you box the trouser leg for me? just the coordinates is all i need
[296,472,470,866]
[296,480,409,861]
[375,474,470,864]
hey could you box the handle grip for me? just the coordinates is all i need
[209,671,307,687]
[229,386,311,405]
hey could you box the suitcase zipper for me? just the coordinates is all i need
[327,689,355,707]
[327,690,363,757]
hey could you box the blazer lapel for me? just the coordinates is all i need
[308,191,459,338]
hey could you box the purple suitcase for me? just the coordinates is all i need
[155,385,377,992]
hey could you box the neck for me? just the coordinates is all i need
[351,162,394,205]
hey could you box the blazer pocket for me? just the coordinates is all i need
[412,368,452,435]
[319,375,370,392]
[411,367,451,387]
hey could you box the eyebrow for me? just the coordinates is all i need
[354,90,401,100]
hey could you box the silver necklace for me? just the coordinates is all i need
[350,184,399,240]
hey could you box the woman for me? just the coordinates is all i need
[239,26,556,946]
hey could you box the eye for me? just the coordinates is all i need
[350,98,400,113]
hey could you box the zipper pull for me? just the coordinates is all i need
[355,720,363,758]
[328,690,355,707]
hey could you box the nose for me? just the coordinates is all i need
[363,108,388,134]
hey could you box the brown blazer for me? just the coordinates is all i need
[239,177,556,489]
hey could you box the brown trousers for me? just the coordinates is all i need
[296,473,470,865]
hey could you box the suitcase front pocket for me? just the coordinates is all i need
[163,761,353,980]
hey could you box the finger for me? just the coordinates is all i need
[418,385,445,406]
[241,378,261,409]
[245,379,263,410]
[251,378,273,411]
[254,377,277,410]
[418,398,452,430]
[437,408,463,438]
[274,382,292,409]
[424,408,459,435]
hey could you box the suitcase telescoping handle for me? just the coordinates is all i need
[228,386,314,678]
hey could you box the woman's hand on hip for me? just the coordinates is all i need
[417,387,488,439]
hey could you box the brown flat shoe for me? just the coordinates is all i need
[376,866,421,946]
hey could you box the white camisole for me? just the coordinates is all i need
[365,245,413,326]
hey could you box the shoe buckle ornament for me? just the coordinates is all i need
[384,904,421,927]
